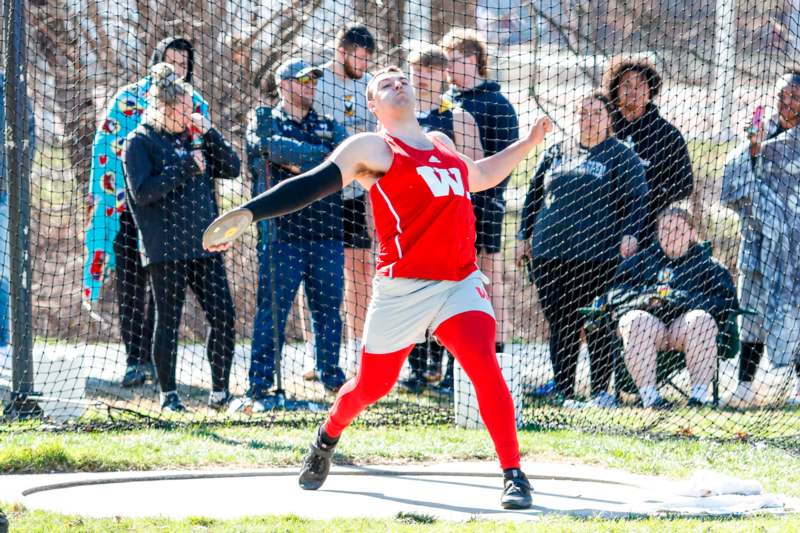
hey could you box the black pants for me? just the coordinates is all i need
[408,334,447,377]
[148,255,236,393]
[113,210,155,367]
[532,258,618,398]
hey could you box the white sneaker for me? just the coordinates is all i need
[724,382,756,409]
[589,391,618,408]
[562,399,588,409]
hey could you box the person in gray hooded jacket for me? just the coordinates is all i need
[721,71,800,407]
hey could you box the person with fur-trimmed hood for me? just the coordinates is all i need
[83,37,210,389]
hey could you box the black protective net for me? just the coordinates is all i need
[1,0,799,444]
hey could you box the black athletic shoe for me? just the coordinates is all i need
[399,372,426,394]
[317,367,347,393]
[121,363,150,388]
[432,373,454,396]
[161,392,187,413]
[299,427,338,490]
[649,397,675,410]
[687,398,708,408]
[501,469,533,509]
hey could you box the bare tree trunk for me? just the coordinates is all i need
[429,0,476,44]
[252,0,324,93]
[29,1,97,190]
[355,0,407,63]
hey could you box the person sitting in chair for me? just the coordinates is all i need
[611,206,737,408]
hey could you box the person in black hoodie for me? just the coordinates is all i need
[441,28,518,352]
[611,207,737,408]
[516,92,648,404]
[124,63,241,412]
[602,56,694,248]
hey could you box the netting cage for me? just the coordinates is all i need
[0,0,799,446]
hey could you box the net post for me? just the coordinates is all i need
[2,0,40,420]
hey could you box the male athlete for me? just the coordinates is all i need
[204,66,551,509]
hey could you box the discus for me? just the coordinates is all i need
[202,208,253,249]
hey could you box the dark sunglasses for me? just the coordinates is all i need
[296,75,317,86]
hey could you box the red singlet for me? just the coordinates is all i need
[369,133,478,281]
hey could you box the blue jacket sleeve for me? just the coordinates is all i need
[518,149,552,241]
[124,134,199,206]
[247,110,330,169]
[615,145,649,241]
[331,119,349,148]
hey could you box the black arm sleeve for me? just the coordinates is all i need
[242,159,344,222]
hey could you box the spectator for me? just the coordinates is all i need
[244,58,348,410]
[314,25,378,370]
[440,28,518,353]
[722,71,800,407]
[612,207,737,408]
[83,36,209,388]
[0,70,35,370]
[123,63,240,412]
[400,44,482,394]
[602,55,694,248]
[516,92,648,403]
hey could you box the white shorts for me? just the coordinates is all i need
[362,270,495,354]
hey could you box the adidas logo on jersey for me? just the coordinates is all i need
[428,155,441,163]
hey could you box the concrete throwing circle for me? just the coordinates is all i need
[4,462,796,522]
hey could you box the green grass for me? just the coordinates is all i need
[3,506,799,532]
[2,425,800,531]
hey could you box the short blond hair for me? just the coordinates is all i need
[439,28,489,77]
[407,44,449,70]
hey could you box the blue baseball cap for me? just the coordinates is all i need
[274,58,323,84]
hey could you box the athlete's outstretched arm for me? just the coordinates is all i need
[460,117,552,193]
[203,133,391,251]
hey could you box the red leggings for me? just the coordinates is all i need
[323,311,520,470]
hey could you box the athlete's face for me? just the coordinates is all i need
[164,48,189,80]
[368,72,415,117]
[339,46,372,80]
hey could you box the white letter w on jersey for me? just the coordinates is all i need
[416,166,465,197]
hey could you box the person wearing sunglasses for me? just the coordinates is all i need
[242,58,349,410]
